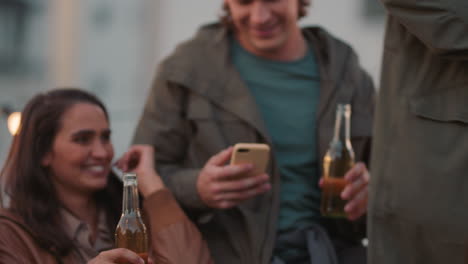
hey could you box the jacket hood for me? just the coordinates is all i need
[158,23,355,89]
[156,23,362,133]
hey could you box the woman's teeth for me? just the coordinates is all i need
[87,165,105,172]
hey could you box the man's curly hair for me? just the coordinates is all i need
[220,0,311,28]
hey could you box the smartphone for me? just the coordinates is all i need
[230,143,270,178]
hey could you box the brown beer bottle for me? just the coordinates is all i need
[115,173,148,263]
[320,104,355,217]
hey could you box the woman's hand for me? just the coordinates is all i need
[87,248,145,264]
[116,145,165,197]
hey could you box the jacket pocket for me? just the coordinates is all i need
[409,84,468,124]
[396,85,468,227]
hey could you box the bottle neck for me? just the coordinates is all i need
[122,179,141,215]
[332,104,351,145]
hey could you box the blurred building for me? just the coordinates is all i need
[0,0,385,166]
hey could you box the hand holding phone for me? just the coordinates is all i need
[230,143,270,178]
[196,144,271,209]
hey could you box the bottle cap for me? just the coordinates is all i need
[337,104,351,111]
[123,172,137,183]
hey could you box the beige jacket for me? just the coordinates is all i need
[0,189,213,264]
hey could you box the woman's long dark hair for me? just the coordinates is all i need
[1,88,122,257]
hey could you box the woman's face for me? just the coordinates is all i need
[42,102,114,195]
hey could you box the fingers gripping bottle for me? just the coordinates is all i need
[320,104,355,218]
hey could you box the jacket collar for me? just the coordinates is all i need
[159,23,350,135]
[60,207,113,261]
[160,24,269,139]
[302,27,351,122]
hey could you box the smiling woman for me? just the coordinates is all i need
[0,88,212,264]
[41,102,114,197]
[0,89,122,263]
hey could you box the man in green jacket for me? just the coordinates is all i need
[369,0,468,263]
[134,1,375,263]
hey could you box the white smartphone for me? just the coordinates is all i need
[230,143,270,178]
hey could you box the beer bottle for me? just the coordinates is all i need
[320,104,355,217]
[115,172,148,262]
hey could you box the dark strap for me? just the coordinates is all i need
[272,224,338,264]
[305,224,339,264]
[0,214,64,264]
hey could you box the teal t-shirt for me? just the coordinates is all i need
[231,39,322,261]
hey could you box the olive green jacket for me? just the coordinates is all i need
[369,0,468,263]
[134,23,375,264]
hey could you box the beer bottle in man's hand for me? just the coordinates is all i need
[115,172,148,262]
[321,104,355,218]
